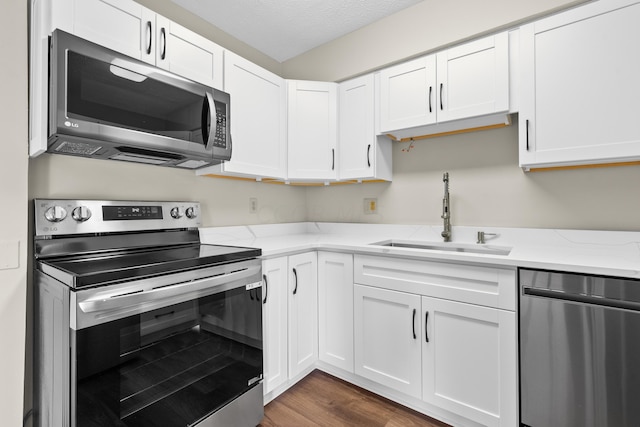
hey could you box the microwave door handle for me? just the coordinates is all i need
[202,91,216,150]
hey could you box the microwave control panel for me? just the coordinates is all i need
[213,101,227,148]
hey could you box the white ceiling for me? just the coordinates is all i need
[171,0,424,62]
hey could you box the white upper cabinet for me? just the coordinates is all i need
[154,15,223,89]
[72,0,154,63]
[519,0,640,169]
[198,51,288,179]
[379,55,437,132]
[437,34,509,123]
[287,80,338,181]
[57,0,223,88]
[378,32,510,140]
[338,74,392,181]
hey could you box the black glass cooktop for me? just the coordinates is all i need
[39,244,261,289]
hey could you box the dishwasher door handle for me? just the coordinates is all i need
[523,287,640,312]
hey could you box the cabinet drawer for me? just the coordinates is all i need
[354,255,515,311]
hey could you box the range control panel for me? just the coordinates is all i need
[34,199,201,237]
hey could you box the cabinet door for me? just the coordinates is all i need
[422,296,516,427]
[318,252,354,372]
[73,0,155,64]
[354,284,421,398]
[155,16,223,89]
[262,257,288,395]
[338,75,392,181]
[436,32,509,123]
[288,252,318,378]
[221,51,287,178]
[519,0,640,168]
[379,55,436,133]
[287,80,338,180]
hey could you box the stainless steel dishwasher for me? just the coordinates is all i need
[519,268,640,427]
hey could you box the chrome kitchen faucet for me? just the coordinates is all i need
[441,172,451,242]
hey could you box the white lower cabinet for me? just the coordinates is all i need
[287,252,318,378]
[262,252,318,399]
[353,254,517,426]
[261,257,288,394]
[263,251,517,426]
[354,284,422,398]
[422,296,517,427]
[318,252,354,372]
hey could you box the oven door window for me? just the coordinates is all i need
[74,285,262,426]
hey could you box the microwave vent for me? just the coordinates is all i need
[55,141,102,156]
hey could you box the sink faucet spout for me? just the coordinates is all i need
[441,172,451,242]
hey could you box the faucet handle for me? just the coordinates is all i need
[477,231,497,244]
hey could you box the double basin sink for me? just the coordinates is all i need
[369,239,512,256]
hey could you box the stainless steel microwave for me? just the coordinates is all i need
[48,30,231,169]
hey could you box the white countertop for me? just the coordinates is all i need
[199,222,640,279]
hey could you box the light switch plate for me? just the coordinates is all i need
[0,240,20,270]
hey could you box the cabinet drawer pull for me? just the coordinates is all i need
[155,310,175,319]
[146,21,152,55]
[525,119,530,151]
[440,83,444,111]
[367,144,371,167]
[292,268,298,295]
[262,274,268,304]
[412,308,417,339]
[425,311,430,343]
[429,86,432,113]
[331,148,335,171]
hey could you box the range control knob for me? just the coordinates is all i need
[44,206,67,222]
[185,207,197,219]
[170,207,184,219]
[72,206,92,222]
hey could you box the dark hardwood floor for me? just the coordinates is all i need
[259,370,451,427]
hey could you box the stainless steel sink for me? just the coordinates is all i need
[370,239,512,256]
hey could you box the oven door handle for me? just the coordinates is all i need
[77,264,261,316]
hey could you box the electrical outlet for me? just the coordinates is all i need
[249,198,258,213]
[364,198,377,214]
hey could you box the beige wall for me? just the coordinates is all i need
[282,0,589,81]
[29,155,308,226]
[1,0,28,425]
[306,118,640,231]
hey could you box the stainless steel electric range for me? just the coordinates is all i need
[33,199,264,427]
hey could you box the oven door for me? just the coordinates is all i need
[70,261,263,427]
